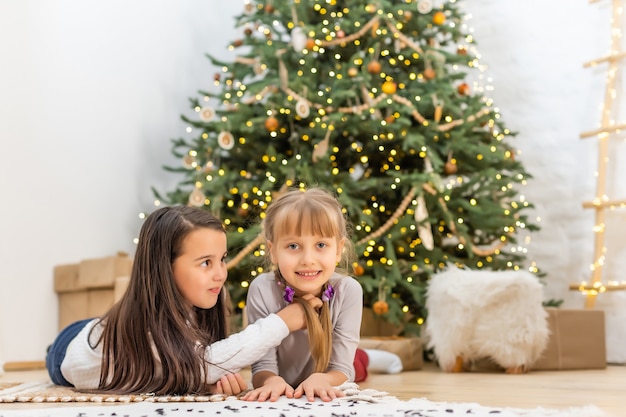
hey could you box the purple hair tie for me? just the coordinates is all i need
[283,286,295,303]
[322,284,334,302]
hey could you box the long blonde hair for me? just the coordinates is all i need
[262,187,355,373]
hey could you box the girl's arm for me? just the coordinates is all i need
[204,306,305,383]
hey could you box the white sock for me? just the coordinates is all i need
[364,348,403,374]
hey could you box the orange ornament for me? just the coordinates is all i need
[423,67,436,80]
[305,38,315,50]
[353,264,365,276]
[367,61,382,74]
[381,81,397,95]
[373,300,389,315]
[348,67,359,77]
[444,161,458,175]
[264,116,279,131]
[457,83,470,96]
[433,11,446,25]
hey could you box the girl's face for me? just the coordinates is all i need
[172,227,228,310]
[268,231,344,297]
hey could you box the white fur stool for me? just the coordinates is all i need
[424,266,549,373]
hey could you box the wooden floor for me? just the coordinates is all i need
[1,362,623,416]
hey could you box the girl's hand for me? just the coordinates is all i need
[211,373,248,396]
[242,375,293,402]
[277,294,323,331]
[294,373,345,402]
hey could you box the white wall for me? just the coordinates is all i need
[0,0,621,364]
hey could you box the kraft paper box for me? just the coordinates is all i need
[359,336,423,371]
[54,253,133,330]
[360,307,404,337]
[532,308,606,370]
[77,252,133,288]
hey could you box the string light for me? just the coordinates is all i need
[571,0,626,306]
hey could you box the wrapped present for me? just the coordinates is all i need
[54,252,132,330]
[531,307,606,370]
[358,336,423,371]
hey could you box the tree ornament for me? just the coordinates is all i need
[295,99,310,118]
[188,187,205,207]
[336,29,345,39]
[381,80,397,95]
[417,0,433,14]
[264,3,274,13]
[305,38,316,50]
[444,161,458,175]
[432,11,446,25]
[457,83,470,95]
[217,131,235,150]
[348,67,359,77]
[415,195,434,250]
[199,106,215,122]
[457,46,468,55]
[232,39,243,48]
[434,104,443,122]
[214,73,221,82]
[353,263,365,276]
[371,20,380,37]
[182,154,197,169]
[291,27,307,52]
[203,161,215,173]
[403,10,413,21]
[243,2,254,15]
[423,67,436,80]
[264,115,280,131]
[373,300,389,315]
[367,60,382,74]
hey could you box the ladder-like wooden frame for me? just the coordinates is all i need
[570,0,626,308]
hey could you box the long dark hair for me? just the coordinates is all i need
[95,206,228,395]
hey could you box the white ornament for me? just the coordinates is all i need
[295,99,310,118]
[415,195,434,250]
[291,27,307,52]
[182,154,197,169]
[217,131,235,150]
[188,188,206,207]
[199,106,215,122]
[243,2,254,15]
[417,0,433,14]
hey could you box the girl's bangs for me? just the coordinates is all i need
[275,201,340,238]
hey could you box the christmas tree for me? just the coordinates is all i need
[154,0,539,335]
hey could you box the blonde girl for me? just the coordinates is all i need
[242,187,365,402]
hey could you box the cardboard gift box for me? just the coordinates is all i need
[531,307,606,370]
[54,252,132,330]
[360,307,405,338]
[358,336,423,371]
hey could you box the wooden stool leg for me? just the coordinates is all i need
[451,356,464,372]
[505,364,527,374]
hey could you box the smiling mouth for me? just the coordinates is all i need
[297,271,320,280]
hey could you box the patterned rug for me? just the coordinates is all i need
[0,382,607,417]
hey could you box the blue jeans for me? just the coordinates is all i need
[45,318,93,386]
